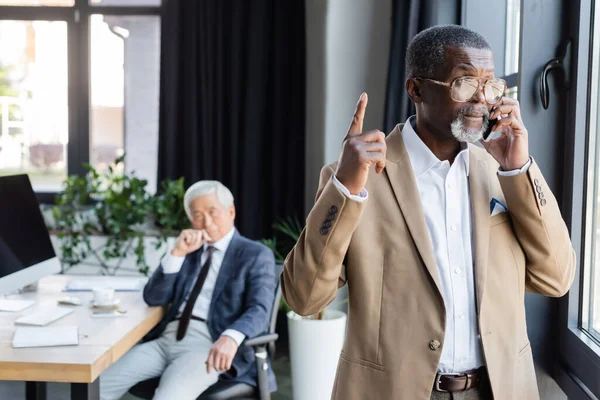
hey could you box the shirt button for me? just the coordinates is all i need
[450,225,457,232]
[457,313,465,319]
[454,268,461,274]
[447,183,453,189]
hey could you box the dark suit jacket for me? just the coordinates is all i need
[143,229,277,392]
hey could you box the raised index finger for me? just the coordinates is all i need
[347,93,368,138]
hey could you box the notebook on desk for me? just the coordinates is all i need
[12,326,79,348]
[0,299,35,312]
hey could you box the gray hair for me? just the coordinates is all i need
[405,25,491,79]
[184,180,234,220]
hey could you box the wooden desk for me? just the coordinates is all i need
[0,275,164,400]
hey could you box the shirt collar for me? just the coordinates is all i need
[401,115,470,178]
[203,227,236,254]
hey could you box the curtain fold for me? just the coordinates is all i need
[383,0,424,132]
[158,0,306,240]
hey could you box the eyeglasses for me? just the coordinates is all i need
[416,76,507,104]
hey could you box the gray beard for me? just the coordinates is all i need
[450,108,490,143]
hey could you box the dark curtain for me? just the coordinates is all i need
[158,0,306,240]
[383,0,425,132]
[384,0,463,131]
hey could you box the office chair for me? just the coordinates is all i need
[129,282,282,400]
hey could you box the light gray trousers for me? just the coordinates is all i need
[100,320,219,400]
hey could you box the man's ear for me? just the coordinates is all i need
[406,78,423,104]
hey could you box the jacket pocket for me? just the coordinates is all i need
[518,341,531,358]
[490,212,509,226]
[340,350,385,371]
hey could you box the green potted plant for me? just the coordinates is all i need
[260,216,303,312]
[50,155,188,276]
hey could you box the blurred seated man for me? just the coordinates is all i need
[100,180,277,400]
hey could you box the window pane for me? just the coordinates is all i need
[583,0,600,344]
[505,86,518,100]
[90,15,160,192]
[0,0,73,5]
[0,20,68,192]
[90,0,160,6]
[505,0,520,75]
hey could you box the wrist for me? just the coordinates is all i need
[335,174,362,195]
[500,157,530,171]
[170,249,186,257]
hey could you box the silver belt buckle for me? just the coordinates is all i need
[434,372,464,392]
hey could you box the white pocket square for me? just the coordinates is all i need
[490,198,508,216]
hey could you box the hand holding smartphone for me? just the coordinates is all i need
[483,108,502,142]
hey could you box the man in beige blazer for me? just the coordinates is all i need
[281,25,575,399]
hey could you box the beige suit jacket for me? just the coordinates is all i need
[281,124,576,399]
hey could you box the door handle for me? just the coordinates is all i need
[539,39,571,110]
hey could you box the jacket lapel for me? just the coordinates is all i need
[468,148,490,314]
[209,229,241,313]
[384,125,444,302]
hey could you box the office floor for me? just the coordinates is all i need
[0,354,293,400]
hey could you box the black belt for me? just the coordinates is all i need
[177,315,206,323]
[434,367,487,392]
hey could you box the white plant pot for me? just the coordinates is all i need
[287,309,347,400]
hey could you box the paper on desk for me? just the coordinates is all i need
[0,299,35,312]
[91,310,128,318]
[12,326,79,348]
[64,278,145,292]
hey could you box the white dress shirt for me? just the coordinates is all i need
[333,116,530,373]
[161,227,246,346]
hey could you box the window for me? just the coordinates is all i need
[559,0,600,398]
[0,20,68,191]
[582,0,600,346]
[90,0,160,6]
[503,0,520,99]
[89,14,160,191]
[573,0,597,329]
[0,0,161,195]
[504,0,520,76]
[0,0,73,5]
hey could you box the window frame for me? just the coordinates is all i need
[558,0,600,398]
[0,0,162,203]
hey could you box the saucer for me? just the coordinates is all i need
[91,298,120,308]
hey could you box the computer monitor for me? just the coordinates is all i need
[0,174,61,295]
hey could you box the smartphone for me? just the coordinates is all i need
[483,109,501,142]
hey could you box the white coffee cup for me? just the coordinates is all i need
[92,288,115,306]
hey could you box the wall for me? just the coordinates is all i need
[304,0,392,212]
[304,0,392,312]
[463,0,568,398]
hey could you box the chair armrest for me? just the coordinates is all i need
[244,333,279,348]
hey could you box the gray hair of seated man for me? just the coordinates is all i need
[183,180,235,220]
